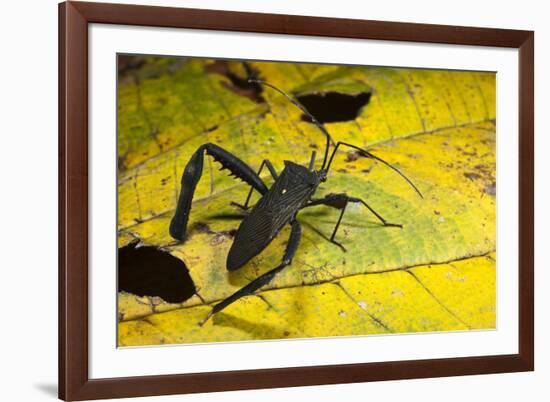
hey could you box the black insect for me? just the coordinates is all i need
[169,80,423,325]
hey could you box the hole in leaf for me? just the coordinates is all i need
[118,242,196,304]
[296,92,371,124]
[205,61,264,103]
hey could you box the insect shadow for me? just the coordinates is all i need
[209,311,290,338]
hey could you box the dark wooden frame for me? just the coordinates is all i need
[59,1,534,400]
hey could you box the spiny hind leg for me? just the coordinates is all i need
[304,193,402,251]
[199,219,301,326]
[170,143,269,241]
[231,159,278,211]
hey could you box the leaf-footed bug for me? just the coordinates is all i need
[169,80,423,325]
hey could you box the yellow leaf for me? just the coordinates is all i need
[117,58,496,345]
[119,254,495,345]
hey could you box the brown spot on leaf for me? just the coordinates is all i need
[483,182,496,196]
[192,222,213,234]
[345,150,361,162]
[118,55,146,76]
[210,229,238,246]
[204,60,264,103]
[464,172,481,181]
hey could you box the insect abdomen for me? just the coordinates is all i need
[226,161,319,270]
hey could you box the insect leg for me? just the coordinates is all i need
[199,219,301,326]
[232,159,278,211]
[304,193,401,251]
[170,143,269,241]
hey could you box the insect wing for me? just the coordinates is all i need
[226,208,276,271]
[226,163,317,270]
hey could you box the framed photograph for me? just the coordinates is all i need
[59,1,534,400]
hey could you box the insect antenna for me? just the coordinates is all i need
[249,79,334,170]
[327,141,424,198]
[308,150,317,171]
